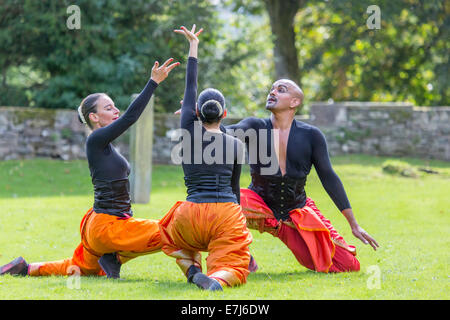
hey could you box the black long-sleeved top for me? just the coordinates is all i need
[222,117,351,220]
[86,79,158,217]
[180,57,244,204]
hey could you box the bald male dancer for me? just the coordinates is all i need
[222,79,379,273]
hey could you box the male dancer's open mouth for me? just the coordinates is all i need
[267,96,277,107]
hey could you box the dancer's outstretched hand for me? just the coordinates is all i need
[352,224,379,251]
[174,24,203,43]
[151,58,180,84]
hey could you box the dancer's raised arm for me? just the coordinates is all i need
[174,25,203,130]
[88,58,179,147]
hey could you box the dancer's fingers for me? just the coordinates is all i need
[152,61,159,71]
[181,26,194,37]
[356,233,368,245]
[177,25,199,42]
[191,24,196,34]
[174,29,185,34]
[160,58,174,68]
[195,28,204,37]
[363,233,379,250]
[352,228,368,245]
[166,62,180,73]
[175,26,193,40]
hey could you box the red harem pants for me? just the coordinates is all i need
[159,201,253,287]
[28,208,162,276]
[240,189,360,273]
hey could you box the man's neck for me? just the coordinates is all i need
[270,111,295,130]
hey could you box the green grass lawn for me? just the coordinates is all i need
[0,155,449,300]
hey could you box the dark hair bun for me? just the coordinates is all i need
[197,88,225,124]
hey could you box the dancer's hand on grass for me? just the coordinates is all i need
[342,208,379,250]
[351,224,379,251]
[151,58,180,84]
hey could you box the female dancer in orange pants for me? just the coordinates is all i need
[0,57,179,279]
[158,25,252,291]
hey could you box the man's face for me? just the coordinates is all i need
[265,80,301,111]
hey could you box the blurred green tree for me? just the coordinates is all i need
[1,0,447,113]
[225,0,304,85]
[0,0,222,111]
[227,0,449,106]
[298,0,449,106]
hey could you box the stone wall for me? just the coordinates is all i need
[0,103,449,162]
[0,107,86,161]
[308,102,450,160]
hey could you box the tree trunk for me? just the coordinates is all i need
[264,0,305,85]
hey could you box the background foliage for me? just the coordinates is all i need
[0,0,448,115]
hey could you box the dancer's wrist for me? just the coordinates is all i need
[189,43,198,58]
[342,208,358,228]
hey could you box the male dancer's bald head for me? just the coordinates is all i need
[266,79,304,111]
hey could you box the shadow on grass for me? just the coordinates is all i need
[248,269,366,283]
[18,274,191,290]
[4,270,367,299]
[248,270,322,282]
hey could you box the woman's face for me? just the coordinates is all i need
[89,95,120,128]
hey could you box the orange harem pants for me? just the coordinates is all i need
[240,188,360,273]
[159,201,253,287]
[28,208,162,276]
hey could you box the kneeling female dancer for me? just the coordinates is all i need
[1,58,179,279]
[158,25,253,291]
